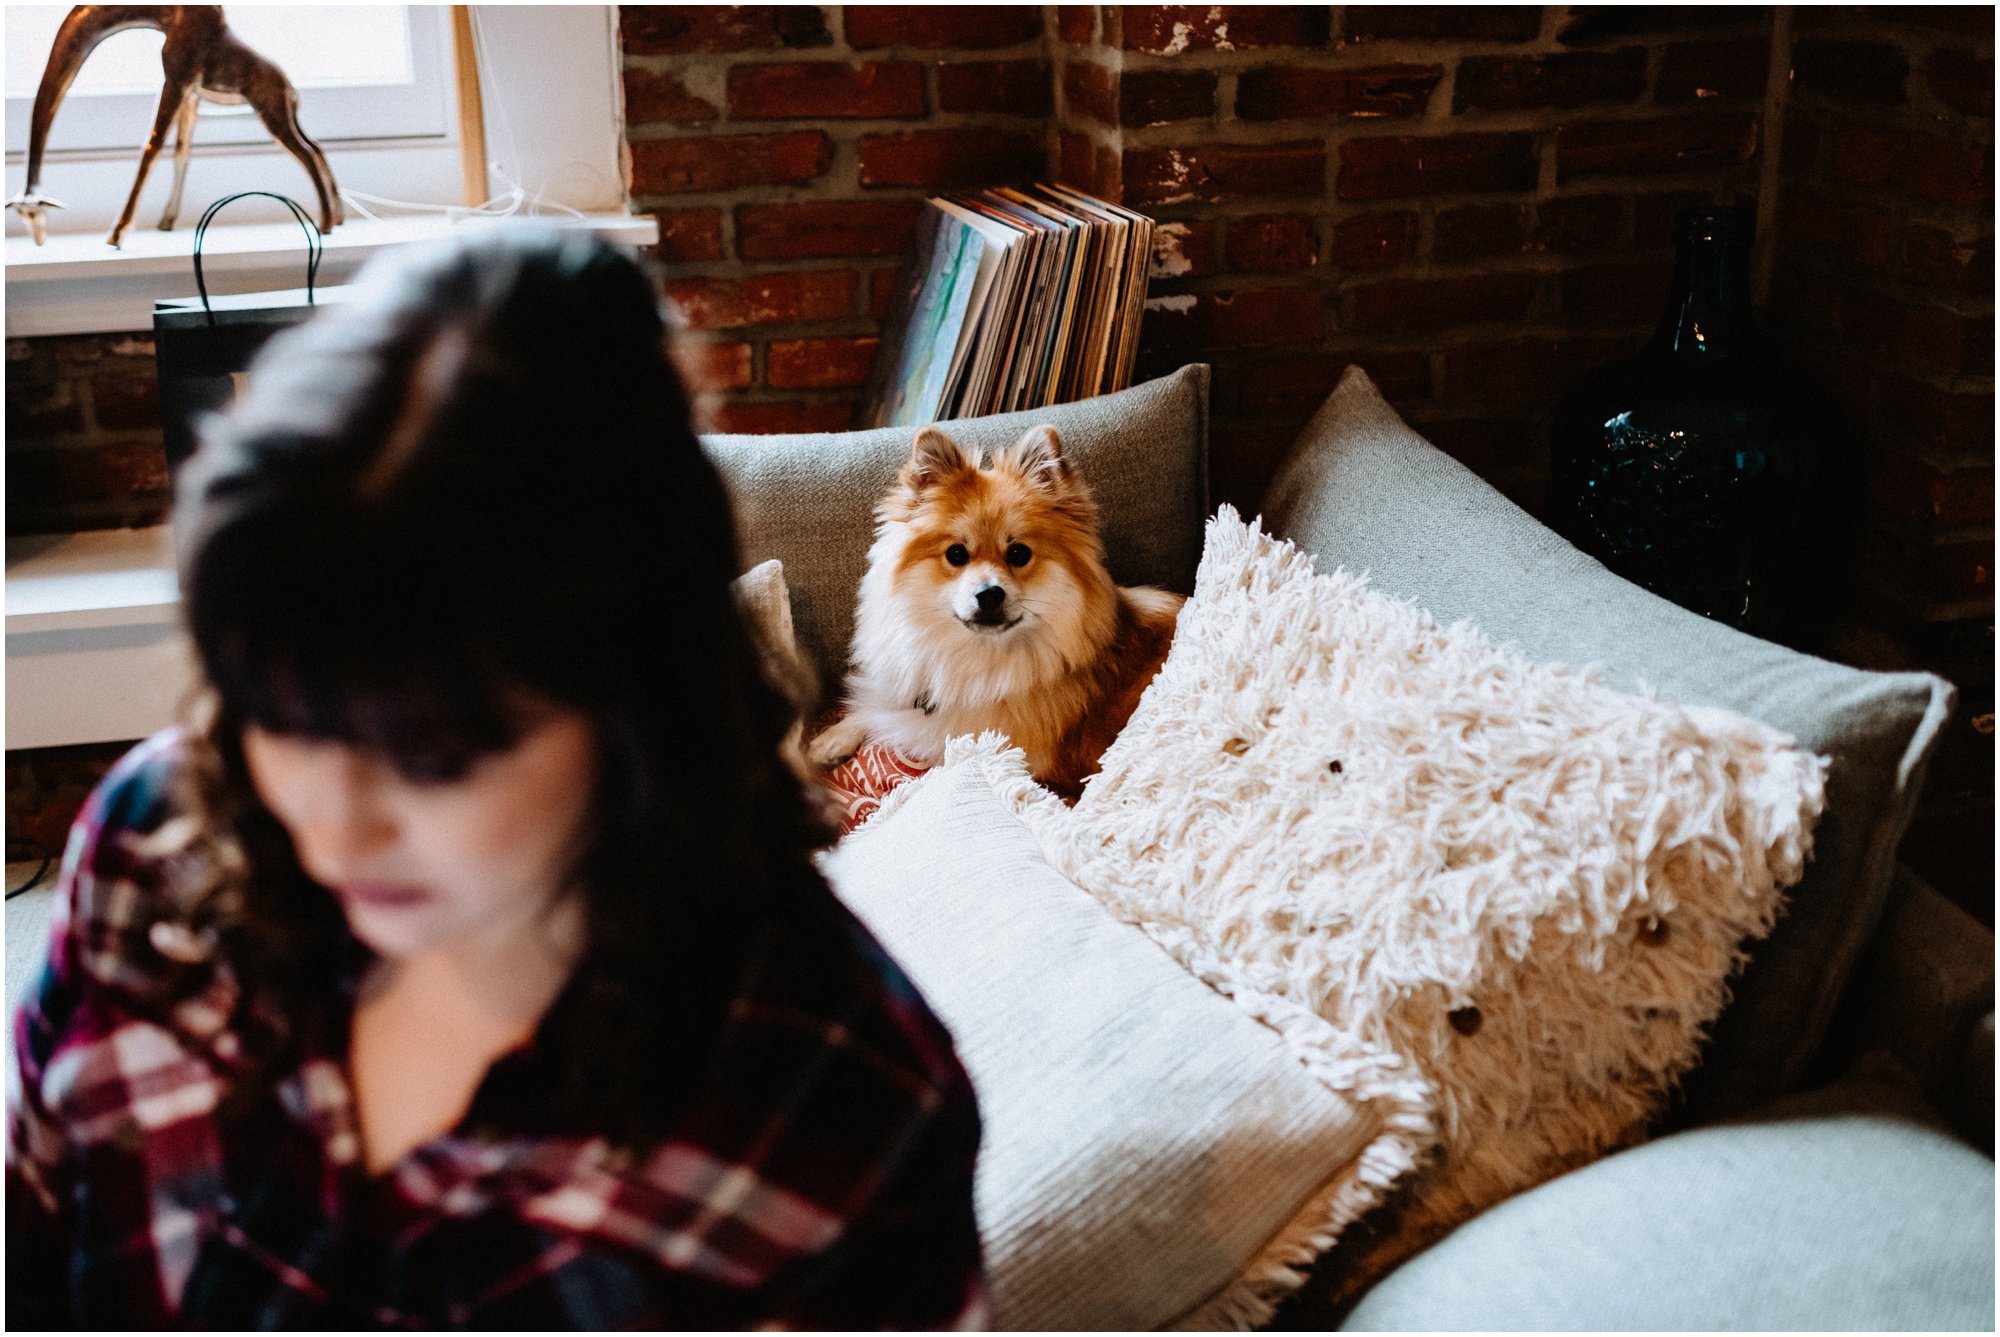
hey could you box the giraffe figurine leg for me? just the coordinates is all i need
[157,89,200,232]
[254,85,340,233]
[110,81,190,248]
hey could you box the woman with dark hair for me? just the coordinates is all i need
[7,229,988,1329]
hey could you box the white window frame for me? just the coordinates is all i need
[3,5,650,338]
[5,7,458,156]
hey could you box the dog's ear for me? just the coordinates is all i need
[999,425,1069,493]
[903,427,974,492]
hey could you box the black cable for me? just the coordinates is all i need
[8,838,53,899]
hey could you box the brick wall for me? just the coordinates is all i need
[1764,5,1995,909]
[622,3,1050,433]
[7,333,170,536]
[6,6,1992,914]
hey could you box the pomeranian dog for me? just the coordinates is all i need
[807,423,1183,802]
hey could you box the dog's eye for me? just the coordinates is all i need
[1005,543,1032,568]
[945,544,970,567]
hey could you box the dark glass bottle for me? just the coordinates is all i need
[1551,206,1828,648]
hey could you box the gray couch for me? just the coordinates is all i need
[703,363,1994,1330]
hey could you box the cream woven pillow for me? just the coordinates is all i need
[1009,507,1830,1296]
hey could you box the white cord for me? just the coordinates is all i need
[334,8,586,226]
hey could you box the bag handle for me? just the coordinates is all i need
[192,191,323,329]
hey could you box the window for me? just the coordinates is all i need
[3,5,628,238]
[4,6,646,336]
[6,6,453,151]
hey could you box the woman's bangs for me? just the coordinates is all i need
[212,625,525,783]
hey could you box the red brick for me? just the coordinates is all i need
[6,439,169,506]
[937,60,1051,116]
[1884,7,1997,37]
[1121,69,1216,126]
[629,132,830,194]
[620,6,831,54]
[672,340,754,392]
[1656,39,1772,103]
[1204,287,1325,347]
[1337,132,1538,200]
[1864,526,1992,609]
[1839,291,1993,378]
[705,401,856,434]
[1227,213,1317,269]
[1534,195,1625,252]
[1556,114,1758,182]
[1057,5,1095,43]
[1928,50,1995,117]
[1794,39,1910,107]
[1872,452,1995,530]
[665,271,858,330]
[1435,204,1530,261]
[1879,376,1995,460]
[1635,189,1734,245]
[652,208,725,263]
[1782,115,1824,174]
[1834,124,1993,207]
[1238,351,1429,413]
[1236,64,1442,120]
[736,201,926,259]
[727,61,923,119]
[1063,60,1119,125]
[1144,286,1324,352]
[767,336,881,389]
[622,68,719,124]
[1343,7,1541,43]
[1060,130,1098,192]
[1454,49,1646,111]
[6,378,83,437]
[1558,7,1764,41]
[1207,416,1313,514]
[844,5,1042,49]
[1149,218,1219,277]
[869,266,903,319]
[90,373,161,431]
[1440,337,1636,406]
[858,129,1042,187]
[1776,192,1895,270]
[1125,141,1325,205]
[1121,5,1330,54]
[1562,260,1673,326]
[1903,226,1994,298]
[1329,211,1418,269]
[1347,274,1539,336]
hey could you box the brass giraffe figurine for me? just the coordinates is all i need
[7,5,342,247]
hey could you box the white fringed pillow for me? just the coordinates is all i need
[1008,507,1830,1293]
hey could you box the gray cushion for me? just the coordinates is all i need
[1342,1078,1995,1331]
[1262,366,1956,1122]
[703,365,1210,690]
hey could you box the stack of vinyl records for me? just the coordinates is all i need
[863,184,1156,429]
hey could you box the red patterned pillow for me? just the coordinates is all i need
[812,713,933,836]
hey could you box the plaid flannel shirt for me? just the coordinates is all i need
[7,730,989,1329]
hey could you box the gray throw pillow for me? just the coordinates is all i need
[1262,365,1956,1122]
[702,365,1211,691]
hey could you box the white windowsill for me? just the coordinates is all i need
[5,210,659,337]
[6,526,195,751]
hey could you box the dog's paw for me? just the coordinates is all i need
[807,716,868,769]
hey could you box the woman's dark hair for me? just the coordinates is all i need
[166,227,830,1141]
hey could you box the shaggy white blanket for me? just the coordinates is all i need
[995,508,1830,1323]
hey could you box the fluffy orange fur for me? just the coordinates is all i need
[809,424,1183,802]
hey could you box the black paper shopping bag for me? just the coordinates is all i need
[153,192,346,470]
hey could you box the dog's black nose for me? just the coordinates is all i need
[974,584,1006,612]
